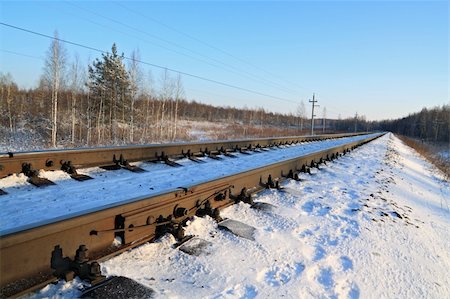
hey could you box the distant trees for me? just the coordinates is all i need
[376,105,450,143]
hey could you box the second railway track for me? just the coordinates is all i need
[0,132,384,297]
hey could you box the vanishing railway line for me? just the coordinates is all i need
[0,132,384,297]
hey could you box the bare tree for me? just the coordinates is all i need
[172,74,184,141]
[159,69,173,140]
[70,54,81,144]
[43,31,67,147]
[142,71,155,143]
[128,49,143,143]
[0,73,16,133]
[296,100,306,133]
[258,107,265,136]
[322,107,327,134]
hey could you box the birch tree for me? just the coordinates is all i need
[172,74,184,141]
[70,54,81,144]
[142,71,155,143]
[0,73,16,133]
[128,49,143,143]
[296,100,306,132]
[159,69,173,140]
[43,31,66,147]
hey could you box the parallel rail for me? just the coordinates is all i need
[0,132,384,297]
[0,133,368,178]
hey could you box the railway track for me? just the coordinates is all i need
[0,132,384,297]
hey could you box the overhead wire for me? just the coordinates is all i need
[64,1,299,96]
[0,22,298,104]
[112,1,299,93]
[0,49,44,61]
[61,3,296,97]
[59,8,244,76]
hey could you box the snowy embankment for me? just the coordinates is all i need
[32,133,449,298]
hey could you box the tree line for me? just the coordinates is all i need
[376,105,450,143]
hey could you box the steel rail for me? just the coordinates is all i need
[0,132,384,297]
[0,133,368,179]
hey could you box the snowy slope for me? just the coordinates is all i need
[30,133,450,298]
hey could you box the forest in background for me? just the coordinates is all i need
[0,38,448,151]
[377,106,449,143]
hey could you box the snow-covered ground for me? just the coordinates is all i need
[0,133,378,235]
[30,133,449,298]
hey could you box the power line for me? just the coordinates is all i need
[112,1,303,94]
[59,7,242,80]
[65,1,298,96]
[0,22,298,104]
[0,49,44,61]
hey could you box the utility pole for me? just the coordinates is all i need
[309,93,319,135]
[354,112,358,133]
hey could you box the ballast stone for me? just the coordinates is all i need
[81,276,154,299]
[218,219,256,241]
[251,201,277,212]
[179,237,213,256]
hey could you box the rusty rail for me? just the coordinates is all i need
[0,133,368,179]
[0,132,384,297]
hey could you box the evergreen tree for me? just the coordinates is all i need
[88,43,130,143]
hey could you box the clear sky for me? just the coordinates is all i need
[0,1,448,120]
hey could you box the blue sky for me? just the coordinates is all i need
[0,1,448,120]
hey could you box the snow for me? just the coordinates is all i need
[27,133,450,298]
[0,133,379,235]
[438,149,450,160]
